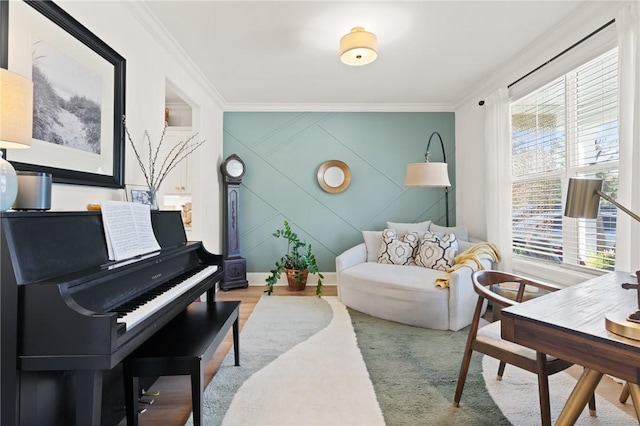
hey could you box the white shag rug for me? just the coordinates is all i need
[483,356,636,425]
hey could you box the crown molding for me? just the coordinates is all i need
[223,103,454,112]
[122,1,226,109]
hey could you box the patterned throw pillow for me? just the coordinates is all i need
[414,231,458,271]
[377,229,419,265]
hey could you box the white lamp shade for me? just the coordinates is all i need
[340,27,377,66]
[0,68,33,149]
[0,69,33,211]
[404,162,451,187]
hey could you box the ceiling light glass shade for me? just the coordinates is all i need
[0,68,33,211]
[564,178,603,219]
[340,27,377,66]
[404,162,451,187]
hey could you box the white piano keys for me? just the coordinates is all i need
[119,265,218,331]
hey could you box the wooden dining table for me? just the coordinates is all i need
[501,271,640,425]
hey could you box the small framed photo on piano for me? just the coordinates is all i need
[126,184,157,207]
[130,190,154,206]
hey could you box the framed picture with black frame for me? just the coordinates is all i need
[1,0,126,188]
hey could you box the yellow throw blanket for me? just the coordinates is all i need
[435,242,502,288]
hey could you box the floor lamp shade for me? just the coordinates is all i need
[564,178,603,219]
[404,162,451,187]
[0,69,34,211]
[404,131,451,226]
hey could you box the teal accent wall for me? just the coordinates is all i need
[223,112,455,273]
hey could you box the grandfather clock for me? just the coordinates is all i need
[220,154,249,290]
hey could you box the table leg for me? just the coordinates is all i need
[626,382,640,421]
[555,368,603,426]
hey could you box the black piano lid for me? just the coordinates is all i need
[0,210,189,285]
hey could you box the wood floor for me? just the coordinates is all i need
[133,285,636,426]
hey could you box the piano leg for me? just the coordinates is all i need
[123,359,139,426]
[75,370,103,426]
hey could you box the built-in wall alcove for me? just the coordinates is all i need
[163,79,197,238]
[165,80,192,127]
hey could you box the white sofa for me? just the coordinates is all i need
[336,223,490,331]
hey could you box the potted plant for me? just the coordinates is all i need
[265,220,323,296]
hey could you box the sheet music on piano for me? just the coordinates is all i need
[101,201,161,261]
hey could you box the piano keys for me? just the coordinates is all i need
[0,210,223,426]
[114,264,218,332]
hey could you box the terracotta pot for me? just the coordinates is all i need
[285,268,308,291]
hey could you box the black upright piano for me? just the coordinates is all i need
[0,210,223,425]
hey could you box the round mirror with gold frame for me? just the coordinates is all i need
[317,160,351,193]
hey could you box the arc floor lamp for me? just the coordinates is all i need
[404,131,451,226]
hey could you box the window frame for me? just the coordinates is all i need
[510,48,619,275]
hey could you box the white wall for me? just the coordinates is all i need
[455,100,486,241]
[7,1,224,252]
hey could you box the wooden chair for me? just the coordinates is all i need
[453,270,596,425]
[620,382,630,403]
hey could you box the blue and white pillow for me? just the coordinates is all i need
[414,231,458,271]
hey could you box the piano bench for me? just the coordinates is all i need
[123,300,240,426]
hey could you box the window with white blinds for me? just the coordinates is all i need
[511,48,618,271]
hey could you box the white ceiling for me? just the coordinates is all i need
[144,1,586,109]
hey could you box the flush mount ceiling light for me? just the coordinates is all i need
[340,26,377,66]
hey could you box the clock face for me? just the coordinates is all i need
[226,158,244,177]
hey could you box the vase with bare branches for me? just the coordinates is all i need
[123,116,205,208]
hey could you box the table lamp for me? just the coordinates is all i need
[404,131,451,226]
[0,68,33,211]
[564,177,640,338]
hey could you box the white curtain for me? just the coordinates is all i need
[484,88,512,272]
[615,3,640,273]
